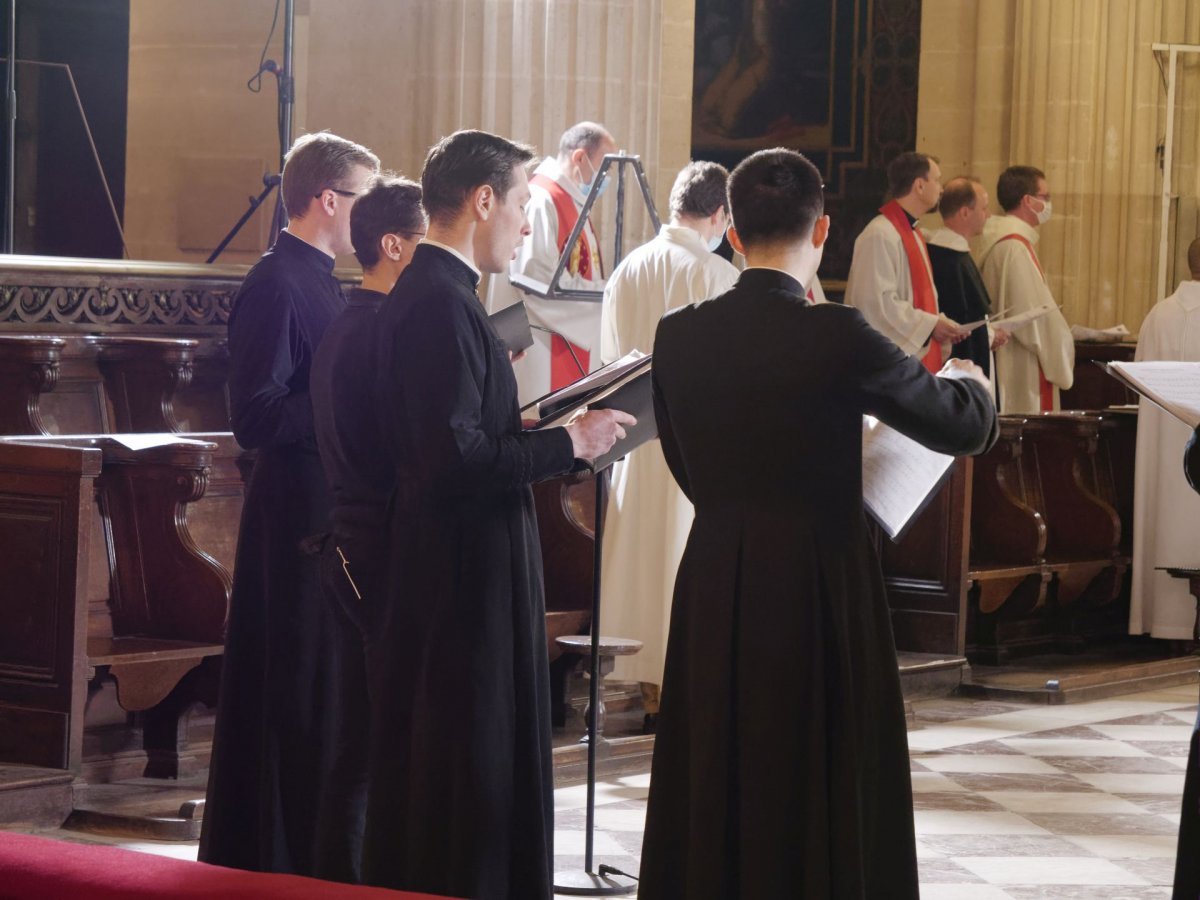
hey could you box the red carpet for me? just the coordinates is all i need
[0,831,454,899]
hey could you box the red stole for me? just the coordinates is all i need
[878,201,941,373]
[530,173,601,389]
[998,233,1054,413]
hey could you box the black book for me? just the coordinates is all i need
[488,301,534,355]
[527,353,657,472]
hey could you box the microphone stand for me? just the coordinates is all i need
[208,0,294,263]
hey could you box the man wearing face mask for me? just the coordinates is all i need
[597,161,740,729]
[975,165,1075,414]
[486,121,618,403]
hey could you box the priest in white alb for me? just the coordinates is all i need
[975,165,1074,414]
[598,161,739,727]
[845,152,968,365]
[485,122,617,404]
[1130,237,1200,641]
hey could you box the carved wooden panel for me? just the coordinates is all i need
[0,496,65,681]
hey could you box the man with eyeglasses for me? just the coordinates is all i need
[201,131,380,878]
[976,165,1075,414]
[486,121,618,404]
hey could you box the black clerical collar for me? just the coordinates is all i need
[413,242,482,291]
[903,210,918,228]
[347,286,387,307]
[737,266,806,300]
[274,229,336,273]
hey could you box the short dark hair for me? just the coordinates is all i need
[727,148,824,247]
[997,165,1046,212]
[558,122,611,159]
[420,130,536,225]
[886,152,936,200]
[1188,237,1200,279]
[349,175,424,270]
[281,132,380,220]
[938,176,983,219]
[668,161,730,220]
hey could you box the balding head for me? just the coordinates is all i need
[557,122,618,193]
[1189,237,1200,281]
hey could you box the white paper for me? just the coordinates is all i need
[990,302,1058,330]
[1107,361,1200,429]
[958,319,988,333]
[862,416,955,540]
[107,433,212,451]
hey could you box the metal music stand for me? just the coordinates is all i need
[552,468,638,896]
[509,153,660,302]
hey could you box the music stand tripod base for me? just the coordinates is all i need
[552,869,637,895]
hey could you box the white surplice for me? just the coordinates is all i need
[485,156,606,405]
[844,213,939,356]
[1130,280,1200,639]
[975,215,1074,414]
[598,224,739,687]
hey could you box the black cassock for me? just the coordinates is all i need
[639,268,997,900]
[1172,428,1200,899]
[201,230,352,878]
[928,242,993,377]
[363,244,575,899]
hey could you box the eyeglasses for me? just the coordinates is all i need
[315,187,359,199]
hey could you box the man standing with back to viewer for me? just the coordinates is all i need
[639,147,996,899]
[201,131,379,879]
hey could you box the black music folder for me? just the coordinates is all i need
[524,352,656,472]
[488,301,534,355]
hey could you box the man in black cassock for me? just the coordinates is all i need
[926,176,1010,389]
[362,130,632,899]
[639,149,998,899]
[306,175,425,882]
[200,132,379,878]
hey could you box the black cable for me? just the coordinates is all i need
[246,0,282,93]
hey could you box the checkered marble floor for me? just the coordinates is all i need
[9,682,1197,898]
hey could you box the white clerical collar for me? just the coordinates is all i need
[420,238,482,281]
[926,228,971,253]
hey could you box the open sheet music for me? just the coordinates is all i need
[1105,361,1200,429]
[989,302,1057,330]
[862,416,955,540]
[526,352,657,472]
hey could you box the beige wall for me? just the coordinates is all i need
[917,0,1200,334]
[125,0,695,269]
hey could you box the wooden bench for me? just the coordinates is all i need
[0,436,232,779]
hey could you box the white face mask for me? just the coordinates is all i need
[707,232,724,253]
[1034,197,1052,226]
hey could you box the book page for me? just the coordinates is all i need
[1107,361,1200,429]
[524,350,647,418]
[861,416,955,540]
[991,302,1057,330]
[107,433,212,451]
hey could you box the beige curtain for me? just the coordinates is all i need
[301,0,689,265]
[920,0,1200,332]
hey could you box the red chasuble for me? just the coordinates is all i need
[879,200,941,373]
[998,233,1055,412]
[530,173,601,389]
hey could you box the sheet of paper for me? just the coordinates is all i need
[1107,361,1200,429]
[959,319,988,333]
[990,302,1057,330]
[861,416,955,540]
[107,433,212,451]
[524,350,647,418]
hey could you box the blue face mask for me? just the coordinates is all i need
[581,157,609,200]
